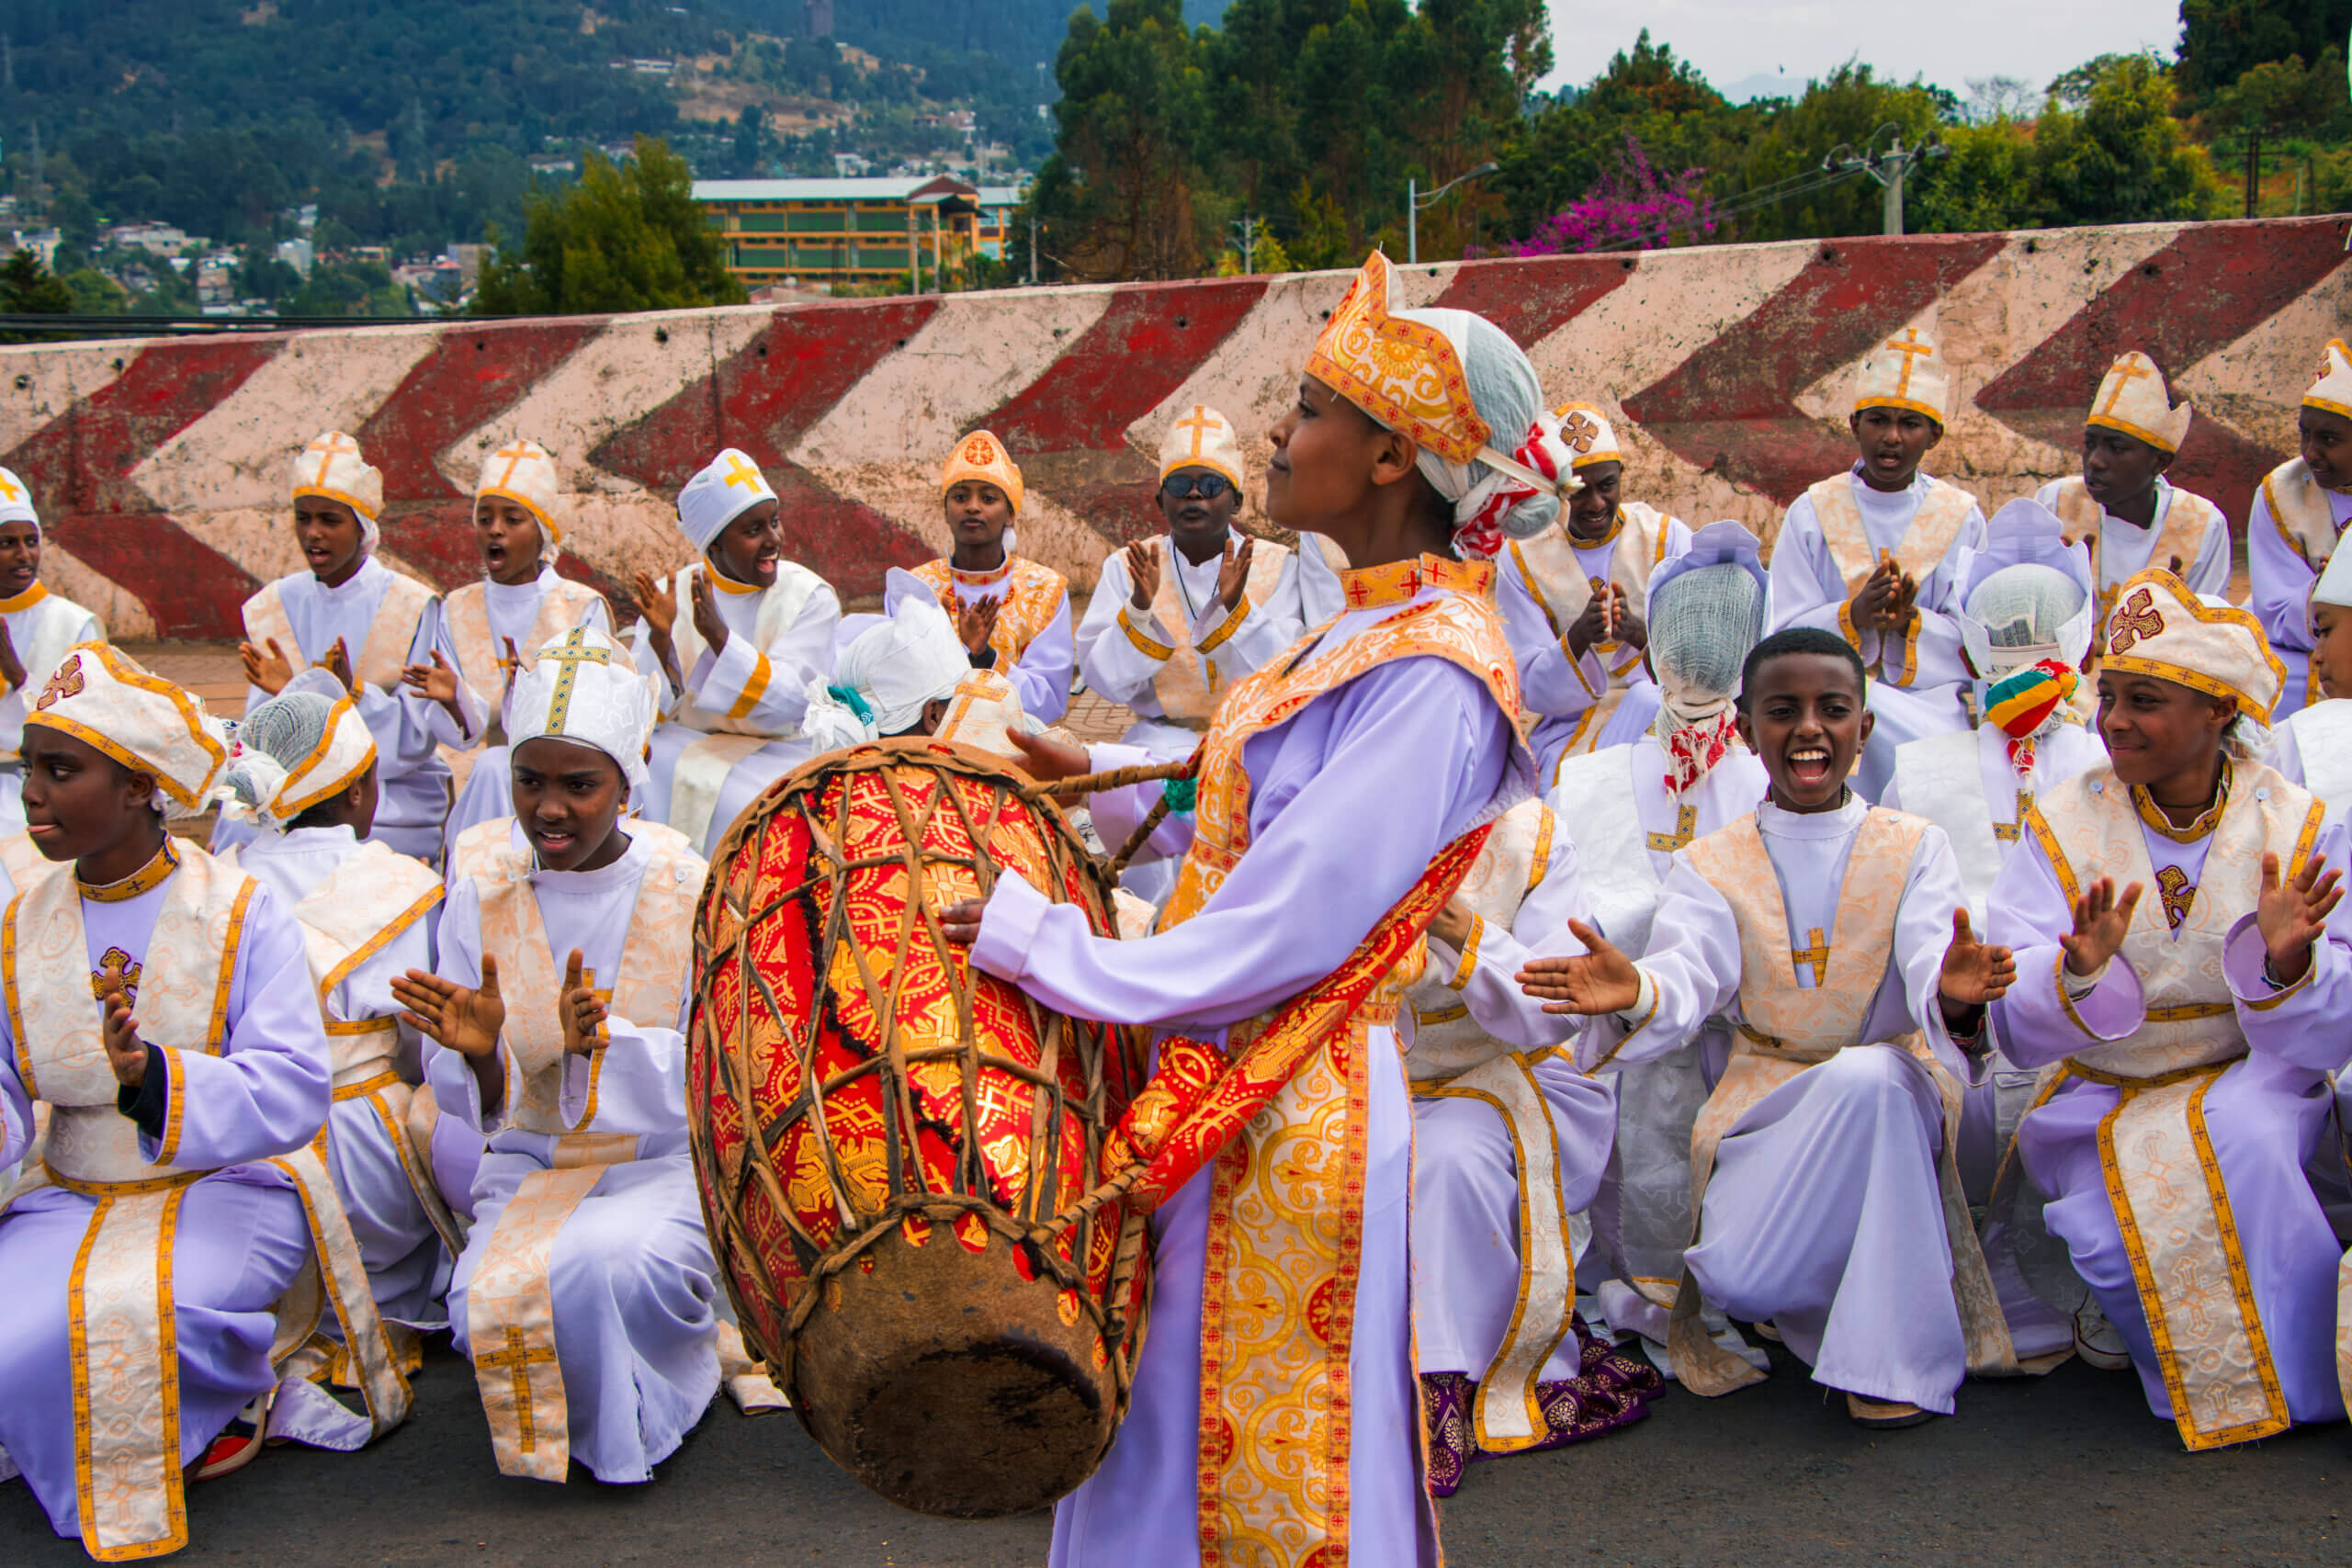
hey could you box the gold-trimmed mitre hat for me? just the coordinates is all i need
[291,429,384,523]
[1306,251,1489,465]
[1157,404,1246,490]
[509,625,656,798]
[28,642,229,810]
[2305,339,2352,422]
[1852,325,1951,424]
[2086,351,2192,454]
[2101,567,2284,717]
[1548,401,1625,471]
[474,437,566,547]
[940,429,1025,514]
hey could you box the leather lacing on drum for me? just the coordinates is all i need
[686,741,1168,1401]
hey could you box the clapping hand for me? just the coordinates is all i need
[242,637,296,695]
[2256,851,2343,987]
[1517,919,1642,1016]
[1216,536,1254,614]
[2061,876,2144,979]
[1123,541,1161,613]
[957,595,1001,659]
[559,949,608,1057]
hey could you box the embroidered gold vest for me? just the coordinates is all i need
[445,576,608,733]
[1806,473,1977,592]
[911,555,1069,672]
[2047,477,2224,623]
[1508,502,1673,681]
[2025,763,2322,1078]
[243,570,436,693]
[2262,457,2347,570]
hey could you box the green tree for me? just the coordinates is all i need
[2193,48,2351,215]
[2177,0,2352,106]
[1907,118,2035,234]
[2028,54,2221,226]
[0,251,78,344]
[473,137,744,316]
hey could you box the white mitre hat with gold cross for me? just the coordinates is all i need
[1548,401,1625,471]
[474,438,566,548]
[1158,404,1246,491]
[509,625,655,798]
[1852,325,1951,425]
[2101,566,2284,718]
[27,641,230,812]
[0,465,38,533]
[678,447,776,555]
[2086,351,2192,454]
[2306,339,2352,422]
[291,428,385,558]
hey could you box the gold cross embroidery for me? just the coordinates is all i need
[1792,927,1831,987]
[90,946,141,1008]
[2098,355,2154,419]
[1882,328,1936,400]
[2107,586,2165,656]
[2156,864,2195,931]
[489,441,537,490]
[1561,411,1600,454]
[721,452,764,491]
[536,626,611,732]
[306,431,357,488]
[0,471,23,502]
[1995,789,2032,843]
[37,655,83,710]
[475,1325,559,1453]
[1646,803,1697,853]
[1174,405,1223,459]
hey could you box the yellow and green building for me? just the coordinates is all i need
[694,175,997,289]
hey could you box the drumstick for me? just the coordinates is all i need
[1020,758,1196,801]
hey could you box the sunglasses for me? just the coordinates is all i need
[1160,472,1235,501]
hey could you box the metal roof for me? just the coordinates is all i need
[691,176,977,203]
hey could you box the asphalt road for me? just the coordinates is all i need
[5,1338,2344,1567]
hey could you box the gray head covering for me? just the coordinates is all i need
[1966,563,2087,653]
[1643,520,1769,736]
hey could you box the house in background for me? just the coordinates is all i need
[693,175,983,290]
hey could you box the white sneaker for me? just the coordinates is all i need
[2074,1301,2132,1371]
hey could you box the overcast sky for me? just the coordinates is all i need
[1541,1,2184,102]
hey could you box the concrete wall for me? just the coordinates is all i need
[1,214,2342,640]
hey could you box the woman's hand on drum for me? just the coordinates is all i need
[1516,920,1641,1015]
[1005,727,1091,784]
[560,948,610,1055]
[940,898,986,946]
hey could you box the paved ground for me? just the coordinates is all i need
[4,1337,2345,1566]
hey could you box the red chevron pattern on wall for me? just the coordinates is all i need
[0,215,2338,641]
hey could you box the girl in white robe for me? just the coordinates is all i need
[951,251,1551,1568]
[0,643,407,1558]
[1547,523,1772,1351]
[631,447,839,856]
[424,439,612,844]
[399,625,722,1484]
[1986,569,2352,1446]
[1526,626,2023,1427]
[214,674,456,1332]
[0,465,102,837]
[900,429,1074,725]
[2246,339,2352,718]
[229,431,461,862]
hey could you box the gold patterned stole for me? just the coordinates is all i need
[2048,477,2222,626]
[1664,808,2028,1395]
[461,823,705,1480]
[1128,535,1293,727]
[1508,504,1669,674]
[1134,559,1520,1568]
[2028,765,2320,1450]
[443,576,606,750]
[932,668,1028,754]
[243,570,436,694]
[911,555,1070,671]
[1808,473,1977,592]
[3,849,409,1559]
[2263,457,2347,571]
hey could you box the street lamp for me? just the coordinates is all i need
[1408,161,1499,265]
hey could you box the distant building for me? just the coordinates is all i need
[694,175,982,289]
[973,186,1023,263]
[6,228,61,267]
[276,238,314,279]
[109,223,203,257]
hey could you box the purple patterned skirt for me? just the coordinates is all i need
[1419,1314,1664,1497]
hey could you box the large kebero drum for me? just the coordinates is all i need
[686,738,1150,1517]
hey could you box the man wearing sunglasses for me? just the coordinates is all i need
[1075,404,1315,901]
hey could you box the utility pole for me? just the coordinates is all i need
[1230,214,1258,273]
[1028,215,1037,286]
[1407,163,1498,265]
[1824,127,1941,237]
[906,205,922,294]
[1883,135,1905,236]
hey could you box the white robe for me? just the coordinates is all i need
[2032,477,2232,602]
[973,609,1519,1568]
[226,558,460,861]
[0,874,328,1543]
[1770,468,1987,797]
[2249,480,2352,718]
[0,587,101,836]
[433,569,614,843]
[424,830,719,1483]
[1583,795,1980,1412]
[631,566,839,856]
[231,827,447,1325]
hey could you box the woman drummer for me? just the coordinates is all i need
[945,251,1555,1568]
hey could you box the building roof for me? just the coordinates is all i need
[975,186,1024,208]
[692,175,978,204]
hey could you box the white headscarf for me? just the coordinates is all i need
[1386,304,1560,554]
[507,625,656,799]
[805,570,970,750]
